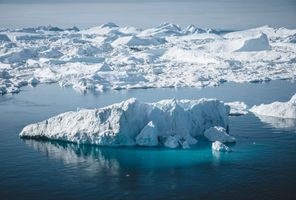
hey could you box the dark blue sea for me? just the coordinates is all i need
[0,80,296,200]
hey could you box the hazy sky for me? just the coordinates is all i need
[0,0,295,29]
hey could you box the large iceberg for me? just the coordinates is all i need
[20,98,230,148]
[250,93,296,119]
[1,23,296,94]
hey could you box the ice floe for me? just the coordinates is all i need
[20,98,230,148]
[250,93,296,119]
[1,23,296,94]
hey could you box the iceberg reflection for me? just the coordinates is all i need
[254,115,296,130]
[23,139,215,170]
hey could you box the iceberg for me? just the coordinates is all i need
[20,98,230,148]
[212,141,231,152]
[225,101,248,116]
[204,126,236,143]
[250,93,296,119]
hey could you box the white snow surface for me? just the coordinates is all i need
[212,141,231,152]
[250,93,296,119]
[204,126,236,143]
[1,23,296,94]
[19,98,229,148]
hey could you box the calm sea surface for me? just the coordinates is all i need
[0,80,296,200]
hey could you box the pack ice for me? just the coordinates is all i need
[1,23,296,94]
[250,93,296,119]
[19,98,234,148]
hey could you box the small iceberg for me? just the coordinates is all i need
[212,141,231,152]
[250,93,296,119]
[204,126,236,143]
[225,101,248,116]
[20,98,230,148]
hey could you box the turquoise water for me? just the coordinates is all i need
[0,80,296,199]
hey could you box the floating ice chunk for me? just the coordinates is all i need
[225,101,248,116]
[234,33,270,52]
[6,86,20,93]
[136,121,158,146]
[20,98,229,148]
[0,85,7,94]
[250,93,296,118]
[212,141,231,152]
[28,77,40,85]
[204,126,236,143]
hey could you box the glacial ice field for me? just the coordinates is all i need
[0,22,296,94]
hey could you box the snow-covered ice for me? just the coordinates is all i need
[250,93,296,119]
[20,98,229,148]
[212,141,231,152]
[1,23,296,94]
[204,126,236,143]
